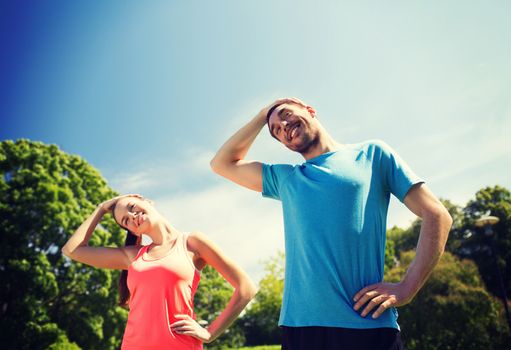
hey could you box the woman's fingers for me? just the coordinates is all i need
[174,325,194,332]
[169,320,187,328]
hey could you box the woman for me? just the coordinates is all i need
[62,194,257,349]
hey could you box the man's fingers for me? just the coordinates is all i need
[360,294,388,317]
[354,283,379,302]
[372,298,396,319]
[353,290,379,310]
[273,97,307,107]
[288,97,306,106]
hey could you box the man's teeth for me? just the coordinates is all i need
[290,125,298,139]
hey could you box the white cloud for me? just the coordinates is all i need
[153,183,285,283]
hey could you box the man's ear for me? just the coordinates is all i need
[306,106,317,118]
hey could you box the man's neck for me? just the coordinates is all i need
[301,133,343,160]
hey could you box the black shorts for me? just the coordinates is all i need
[281,326,404,350]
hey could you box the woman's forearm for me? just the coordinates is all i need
[61,206,106,257]
[206,279,257,342]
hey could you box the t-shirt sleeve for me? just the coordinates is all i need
[261,163,295,200]
[375,140,425,202]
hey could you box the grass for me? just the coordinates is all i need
[230,346,280,350]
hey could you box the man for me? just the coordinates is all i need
[210,97,452,350]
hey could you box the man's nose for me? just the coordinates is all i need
[281,120,288,128]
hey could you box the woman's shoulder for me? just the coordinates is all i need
[185,231,207,249]
[185,231,219,255]
[122,244,146,261]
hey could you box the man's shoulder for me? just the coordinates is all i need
[353,139,389,149]
[346,139,391,157]
[263,162,297,177]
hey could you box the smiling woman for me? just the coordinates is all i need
[61,194,257,350]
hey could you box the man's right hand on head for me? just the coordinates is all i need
[260,97,308,121]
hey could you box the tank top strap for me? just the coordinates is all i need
[133,245,149,261]
[180,232,200,273]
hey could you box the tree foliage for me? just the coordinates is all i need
[194,265,246,349]
[451,186,511,300]
[3,139,510,349]
[389,199,462,258]
[0,140,127,350]
[385,251,508,350]
[242,252,285,346]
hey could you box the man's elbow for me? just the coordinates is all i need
[442,209,453,247]
[432,205,452,254]
[210,155,235,176]
[209,156,221,174]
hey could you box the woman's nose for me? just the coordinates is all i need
[128,211,138,222]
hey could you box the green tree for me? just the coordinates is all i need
[451,186,511,300]
[242,252,285,346]
[385,226,402,271]
[194,265,246,349]
[385,251,508,349]
[0,140,127,350]
[388,199,462,257]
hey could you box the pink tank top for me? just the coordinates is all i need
[121,232,202,350]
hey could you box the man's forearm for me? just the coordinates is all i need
[210,111,267,171]
[400,209,452,297]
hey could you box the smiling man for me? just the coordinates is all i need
[210,97,452,350]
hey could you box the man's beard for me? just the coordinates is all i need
[288,132,319,155]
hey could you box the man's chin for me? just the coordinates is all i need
[286,142,308,154]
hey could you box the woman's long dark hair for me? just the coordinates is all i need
[119,230,138,307]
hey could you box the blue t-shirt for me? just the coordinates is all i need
[262,140,424,329]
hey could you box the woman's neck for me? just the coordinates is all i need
[147,218,178,246]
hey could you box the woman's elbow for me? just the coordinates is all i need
[239,279,258,302]
[61,245,72,258]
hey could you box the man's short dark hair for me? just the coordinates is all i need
[266,102,286,125]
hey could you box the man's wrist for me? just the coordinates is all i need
[255,108,268,123]
[399,276,420,299]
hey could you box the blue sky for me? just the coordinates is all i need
[2,1,510,280]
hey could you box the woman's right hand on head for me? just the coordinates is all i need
[99,194,143,213]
